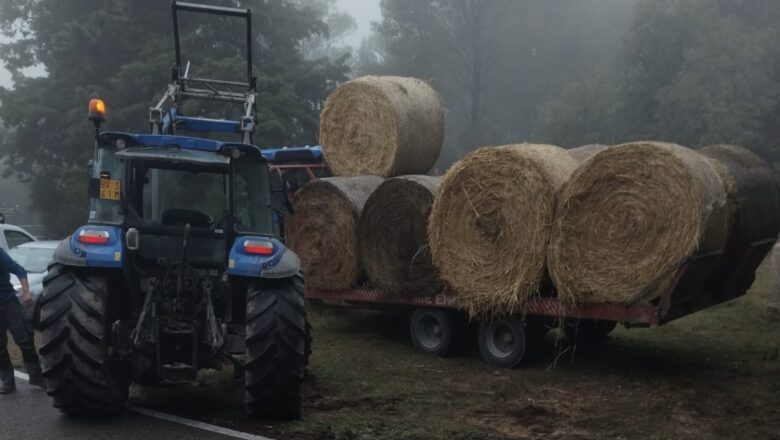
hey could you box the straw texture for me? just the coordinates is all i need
[286,176,384,290]
[319,76,445,177]
[428,143,578,316]
[568,144,611,162]
[357,175,442,297]
[700,145,780,288]
[548,141,729,304]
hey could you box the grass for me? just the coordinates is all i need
[10,262,780,439]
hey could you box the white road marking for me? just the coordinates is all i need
[126,405,275,440]
[14,370,275,440]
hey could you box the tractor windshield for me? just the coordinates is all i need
[131,162,229,230]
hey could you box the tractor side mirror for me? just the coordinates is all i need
[126,228,140,251]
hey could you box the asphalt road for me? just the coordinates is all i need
[0,379,263,440]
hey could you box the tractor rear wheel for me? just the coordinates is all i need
[244,274,306,419]
[34,264,129,415]
[304,319,313,368]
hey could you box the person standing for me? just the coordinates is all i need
[0,247,43,393]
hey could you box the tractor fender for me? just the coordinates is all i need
[227,237,300,279]
[53,225,124,269]
[53,237,87,267]
[261,247,300,279]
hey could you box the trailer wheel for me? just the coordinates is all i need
[478,318,528,369]
[244,274,306,419]
[564,319,618,343]
[409,309,461,357]
[35,264,129,415]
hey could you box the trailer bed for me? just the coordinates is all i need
[305,238,775,368]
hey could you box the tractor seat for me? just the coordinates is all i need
[161,209,212,228]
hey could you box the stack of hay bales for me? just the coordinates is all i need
[427,144,579,315]
[286,176,384,290]
[288,76,445,292]
[292,73,779,312]
[547,142,731,304]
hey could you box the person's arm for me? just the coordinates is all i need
[0,249,29,304]
[20,278,31,305]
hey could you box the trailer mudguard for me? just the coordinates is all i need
[227,236,300,279]
[53,225,124,269]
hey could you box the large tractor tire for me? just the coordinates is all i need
[34,264,129,415]
[304,320,313,368]
[245,274,307,419]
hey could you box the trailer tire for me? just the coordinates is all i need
[245,274,306,420]
[35,264,129,415]
[478,318,528,369]
[409,309,461,357]
[564,318,618,343]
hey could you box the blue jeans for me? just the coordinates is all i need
[0,298,42,386]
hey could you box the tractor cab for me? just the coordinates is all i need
[88,132,276,265]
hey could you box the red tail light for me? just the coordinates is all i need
[244,240,274,255]
[78,230,110,245]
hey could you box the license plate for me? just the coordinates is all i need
[99,179,121,201]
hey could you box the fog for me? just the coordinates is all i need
[1,0,779,236]
[335,0,380,45]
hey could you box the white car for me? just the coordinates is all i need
[9,241,60,301]
[0,223,38,251]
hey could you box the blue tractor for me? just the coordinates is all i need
[34,1,309,419]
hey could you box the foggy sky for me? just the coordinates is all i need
[336,0,380,45]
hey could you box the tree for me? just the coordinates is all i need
[437,0,505,155]
[370,0,445,79]
[295,0,357,62]
[365,0,636,165]
[535,0,780,161]
[0,0,348,237]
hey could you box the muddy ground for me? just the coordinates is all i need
[10,263,780,439]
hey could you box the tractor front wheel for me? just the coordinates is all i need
[34,264,129,415]
[244,274,306,419]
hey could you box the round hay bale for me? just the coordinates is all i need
[319,76,445,177]
[568,144,611,162]
[700,145,780,288]
[548,141,729,304]
[700,145,780,245]
[358,175,442,297]
[286,176,384,290]
[428,144,579,316]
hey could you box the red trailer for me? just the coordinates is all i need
[306,237,775,368]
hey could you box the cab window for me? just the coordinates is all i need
[233,159,273,235]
